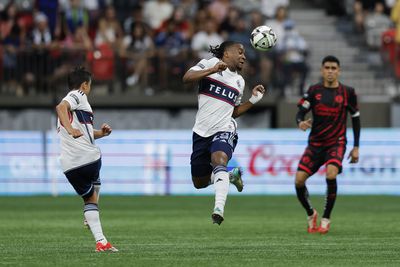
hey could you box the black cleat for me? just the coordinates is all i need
[212,213,224,225]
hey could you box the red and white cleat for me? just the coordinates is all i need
[307,209,319,233]
[95,242,118,252]
[318,218,330,234]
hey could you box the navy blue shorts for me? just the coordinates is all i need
[64,159,102,197]
[190,131,238,177]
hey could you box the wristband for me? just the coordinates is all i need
[249,92,263,104]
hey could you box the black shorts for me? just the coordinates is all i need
[297,143,346,176]
[190,131,238,177]
[64,159,102,197]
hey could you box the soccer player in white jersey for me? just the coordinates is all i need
[56,66,117,252]
[183,41,266,225]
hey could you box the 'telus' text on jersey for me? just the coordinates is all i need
[199,77,239,106]
[190,57,244,137]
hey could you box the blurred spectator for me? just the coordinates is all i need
[25,12,55,94]
[353,0,366,33]
[391,0,400,43]
[266,5,291,49]
[0,1,26,96]
[158,6,193,41]
[207,0,231,24]
[192,7,209,32]
[36,0,59,36]
[365,2,392,48]
[94,5,123,49]
[123,5,150,34]
[63,0,89,34]
[260,0,289,19]
[143,0,173,30]
[155,18,188,90]
[191,17,224,60]
[120,22,155,91]
[219,6,240,39]
[177,0,198,20]
[277,20,308,95]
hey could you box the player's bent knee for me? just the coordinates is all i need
[192,176,210,189]
[326,164,339,179]
[295,171,309,187]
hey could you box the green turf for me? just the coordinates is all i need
[0,195,399,266]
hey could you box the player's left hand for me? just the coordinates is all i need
[249,85,266,104]
[348,147,359,163]
[101,123,112,137]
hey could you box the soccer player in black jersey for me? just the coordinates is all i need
[294,55,360,234]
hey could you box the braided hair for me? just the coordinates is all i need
[208,41,240,59]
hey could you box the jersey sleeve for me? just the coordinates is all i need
[347,87,360,117]
[297,87,313,111]
[189,57,219,71]
[62,91,84,111]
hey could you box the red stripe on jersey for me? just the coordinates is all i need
[200,92,235,106]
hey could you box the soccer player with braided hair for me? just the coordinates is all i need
[183,41,266,225]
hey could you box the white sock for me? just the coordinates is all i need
[213,165,229,215]
[210,172,215,184]
[84,203,107,244]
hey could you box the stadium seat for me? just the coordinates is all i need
[87,44,115,92]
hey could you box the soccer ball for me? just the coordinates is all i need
[250,25,277,51]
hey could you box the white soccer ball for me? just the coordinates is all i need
[250,25,277,51]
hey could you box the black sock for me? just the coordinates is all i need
[323,179,337,219]
[295,185,314,216]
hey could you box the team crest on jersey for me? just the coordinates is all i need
[315,94,322,101]
[335,95,343,104]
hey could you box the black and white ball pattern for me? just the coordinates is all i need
[250,25,277,51]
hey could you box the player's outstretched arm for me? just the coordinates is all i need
[56,100,83,138]
[232,85,265,118]
[182,61,227,83]
[94,123,112,139]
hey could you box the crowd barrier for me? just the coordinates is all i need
[0,129,399,195]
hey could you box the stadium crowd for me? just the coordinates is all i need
[0,0,311,97]
[0,0,398,98]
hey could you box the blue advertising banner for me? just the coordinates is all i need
[0,129,399,195]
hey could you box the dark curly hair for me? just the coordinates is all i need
[209,41,240,59]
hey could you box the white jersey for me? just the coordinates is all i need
[190,57,244,137]
[57,89,101,172]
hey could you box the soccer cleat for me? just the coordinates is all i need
[229,167,244,192]
[318,218,331,234]
[211,207,224,225]
[307,209,319,233]
[95,242,118,252]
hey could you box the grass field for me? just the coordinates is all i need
[1,195,399,266]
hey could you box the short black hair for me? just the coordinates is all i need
[67,66,92,90]
[209,41,240,59]
[322,55,340,66]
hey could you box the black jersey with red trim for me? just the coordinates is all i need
[297,83,359,146]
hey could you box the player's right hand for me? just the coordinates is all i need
[298,118,312,131]
[213,61,227,73]
[69,128,83,138]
